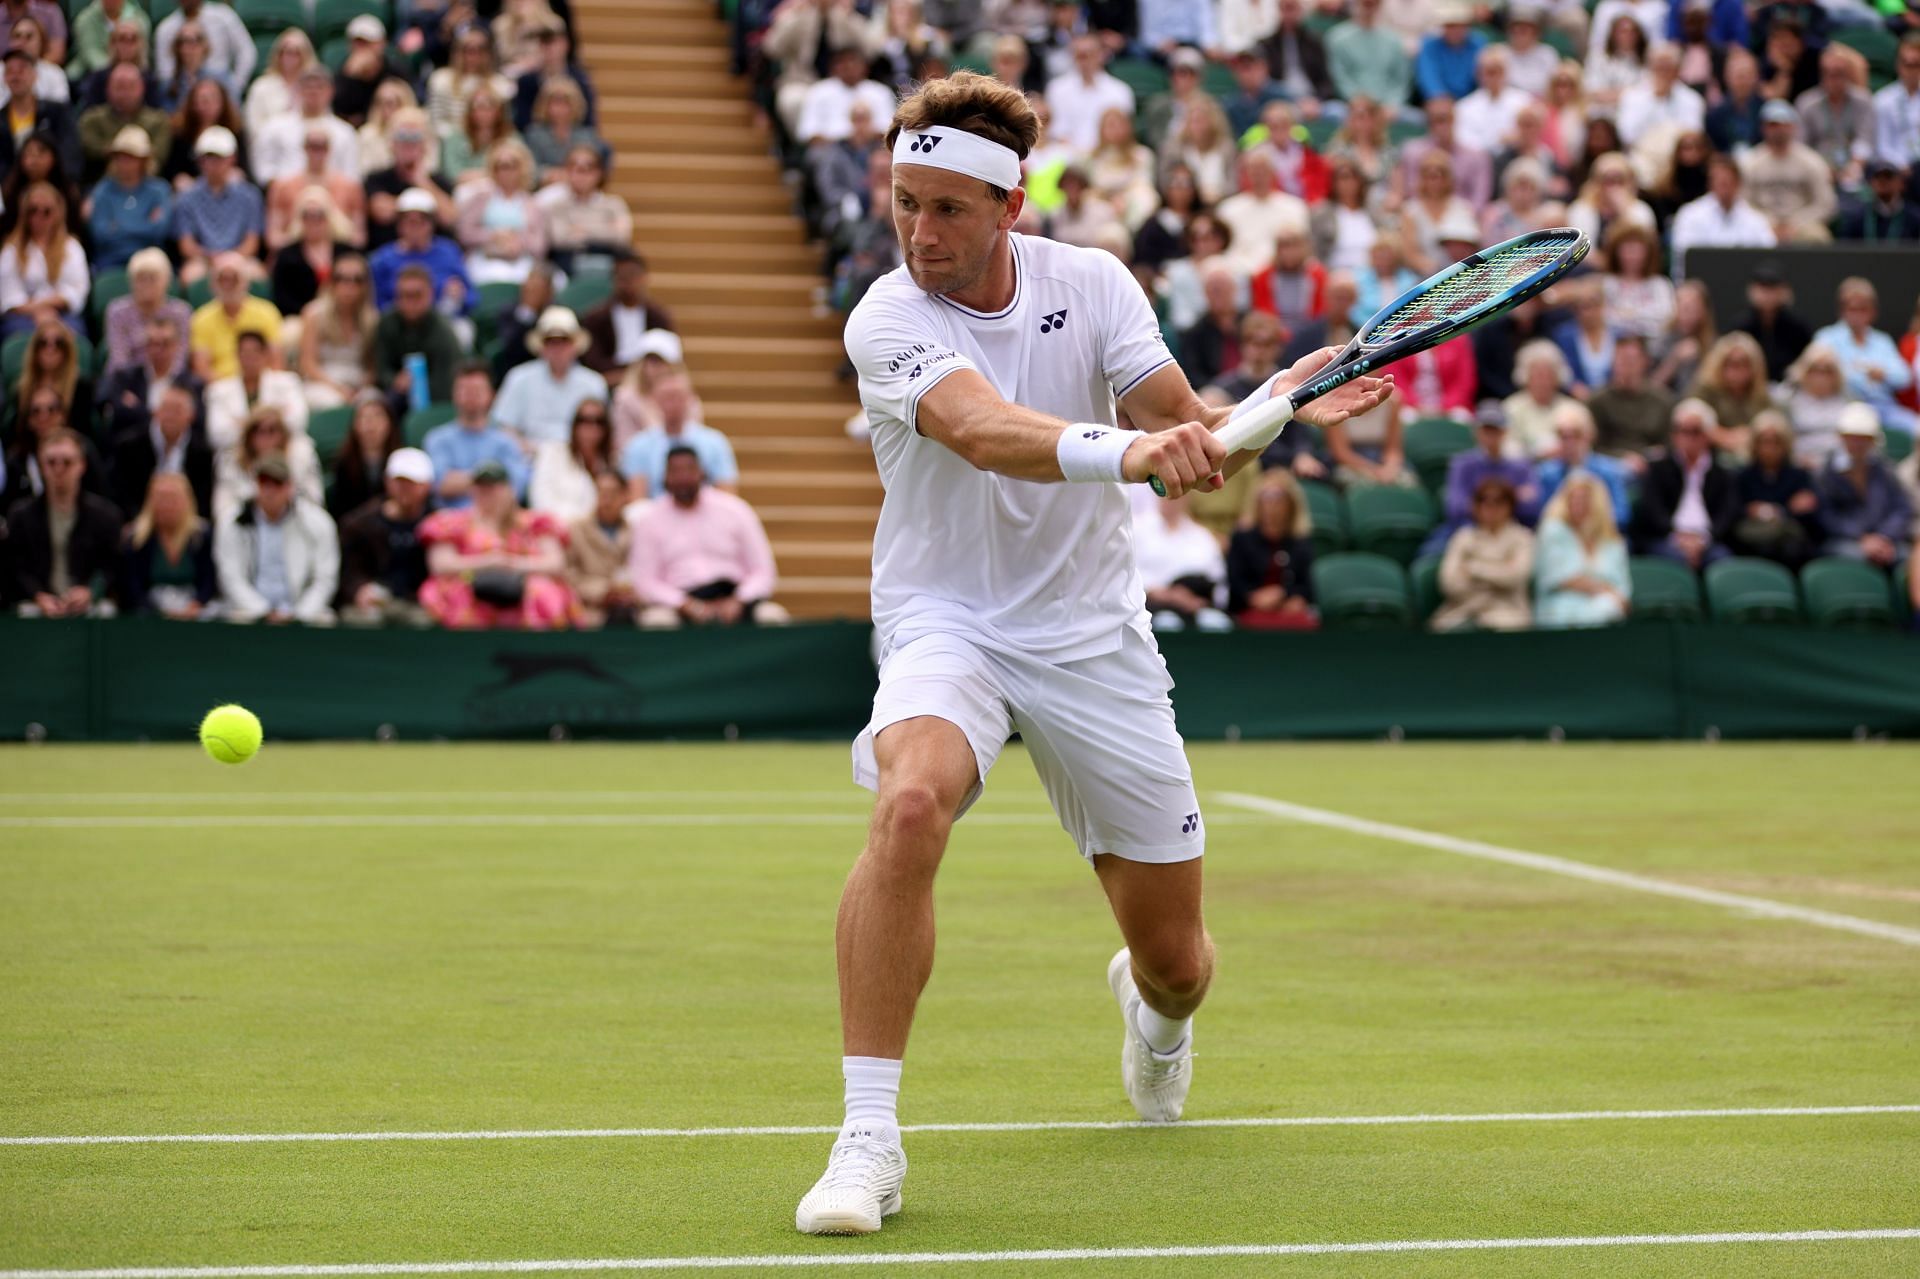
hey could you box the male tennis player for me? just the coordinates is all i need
[795,72,1393,1235]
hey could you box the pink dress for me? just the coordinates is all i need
[418,508,579,630]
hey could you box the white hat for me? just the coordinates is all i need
[528,305,591,355]
[384,447,434,484]
[1435,0,1472,22]
[635,328,683,364]
[109,125,153,159]
[394,187,438,215]
[1836,403,1883,439]
[194,126,237,158]
[346,13,386,40]
[1436,211,1482,244]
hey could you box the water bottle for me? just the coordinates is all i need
[405,353,430,413]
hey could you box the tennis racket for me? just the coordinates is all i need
[1150,226,1590,496]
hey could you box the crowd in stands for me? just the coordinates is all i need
[744,0,1920,632]
[0,0,787,628]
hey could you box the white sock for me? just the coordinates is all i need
[1134,1002,1192,1057]
[842,1056,902,1135]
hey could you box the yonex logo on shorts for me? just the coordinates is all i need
[909,134,943,153]
[1041,309,1068,333]
[1182,813,1200,834]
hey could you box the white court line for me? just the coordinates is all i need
[3,1229,1917,1276]
[6,1103,1915,1147]
[5,792,866,806]
[0,814,1275,831]
[1215,791,1920,949]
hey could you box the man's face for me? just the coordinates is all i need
[395,276,433,321]
[1901,42,1920,87]
[298,76,330,115]
[107,66,143,113]
[255,474,291,519]
[1843,433,1876,465]
[1764,119,1793,149]
[236,336,267,380]
[1613,341,1647,384]
[1441,20,1468,45]
[663,453,703,504]
[1821,52,1849,94]
[304,133,331,170]
[38,439,82,492]
[1842,293,1877,328]
[592,474,626,523]
[392,132,424,169]
[1726,52,1757,94]
[213,264,245,304]
[396,209,432,248]
[1709,162,1739,201]
[1556,422,1591,462]
[387,474,427,514]
[1476,424,1506,455]
[614,261,647,306]
[1240,321,1282,365]
[1426,101,1454,140]
[199,152,231,184]
[1071,37,1101,77]
[1479,55,1506,92]
[1671,413,1708,462]
[542,334,576,371]
[566,150,600,194]
[453,372,492,418]
[1272,232,1308,271]
[1232,56,1265,91]
[834,49,864,86]
[155,389,193,439]
[3,56,33,97]
[654,377,690,426]
[1325,278,1356,319]
[110,151,144,184]
[146,322,177,370]
[892,163,1019,299]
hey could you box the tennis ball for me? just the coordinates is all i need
[199,704,262,765]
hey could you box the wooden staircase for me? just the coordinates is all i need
[571,0,877,619]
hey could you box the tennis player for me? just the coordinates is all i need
[795,72,1393,1236]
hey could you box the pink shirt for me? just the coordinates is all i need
[628,489,777,608]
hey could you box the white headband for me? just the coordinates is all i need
[891,125,1023,191]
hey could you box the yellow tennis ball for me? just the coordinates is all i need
[199,704,262,765]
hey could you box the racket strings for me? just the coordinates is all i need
[1368,235,1578,344]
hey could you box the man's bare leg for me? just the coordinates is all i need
[1093,854,1213,1121]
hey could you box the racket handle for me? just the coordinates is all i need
[1146,394,1296,497]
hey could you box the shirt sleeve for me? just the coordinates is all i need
[843,287,976,433]
[1094,248,1176,399]
[705,430,739,485]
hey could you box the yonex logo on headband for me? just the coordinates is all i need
[891,125,1024,192]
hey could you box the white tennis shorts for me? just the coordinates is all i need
[851,627,1205,863]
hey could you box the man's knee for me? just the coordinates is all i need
[1135,933,1213,1001]
[863,782,956,883]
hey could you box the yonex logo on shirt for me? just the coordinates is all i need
[1041,309,1068,333]
[908,134,942,153]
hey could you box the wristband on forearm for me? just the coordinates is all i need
[1228,372,1285,425]
[1056,424,1133,482]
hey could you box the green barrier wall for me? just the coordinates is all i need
[3,618,1918,742]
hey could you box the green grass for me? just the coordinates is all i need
[2,742,1918,1276]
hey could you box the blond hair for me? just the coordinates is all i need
[129,471,205,558]
[1690,331,1770,416]
[1541,470,1619,547]
[4,181,72,290]
[1248,468,1313,539]
[886,70,1039,198]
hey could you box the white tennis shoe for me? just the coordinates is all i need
[1107,947,1193,1122]
[794,1127,907,1235]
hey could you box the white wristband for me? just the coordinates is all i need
[1228,371,1285,423]
[1056,424,1133,483]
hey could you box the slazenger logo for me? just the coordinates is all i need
[908,133,943,153]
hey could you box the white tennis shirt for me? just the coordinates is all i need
[845,233,1177,661]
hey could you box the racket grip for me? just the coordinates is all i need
[1146,394,1296,496]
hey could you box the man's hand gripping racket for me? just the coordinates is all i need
[1146,227,1591,497]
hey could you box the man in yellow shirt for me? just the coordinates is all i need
[189,252,283,381]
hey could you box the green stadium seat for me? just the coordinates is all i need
[233,0,304,34]
[1346,483,1437,565]
[1884,430,1914,463]
[1704,556,1802,624]
[1108,58,1170,103]
[315,0,390,43]
[1542,27,1578,59]
[1387,118,1429,146]
[556,274,612,315]
[319,37,352,72]
[1303,115,1341,150]
[1200,61,1238,100]
[946,51,992,76]
[89,269,131,331]
[147,0,180,24]
[404,402,457,445]
[1800,557,1897,629]
[252,32,280,82]
[1835,26,1899,86]
[1627,556,1704,622]
[1299,479,1348,557]
[306,405,355,463]
[1313,552,1413,629]
[1404,416,1475,495]
[1,332,28,386]
[1302,11,1340,37]
[1898,562,1914,625]
[1409,553,1443,623]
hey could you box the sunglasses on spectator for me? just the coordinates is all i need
[29,402,63,416]
[335,271,367,283]
[577,413,608,423]
[1472,494,1510,506]
[34,336,65,349]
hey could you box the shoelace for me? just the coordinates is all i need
[820,1136,893,1190]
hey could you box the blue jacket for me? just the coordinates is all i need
[1414,32,1484,103]
[1536,455,1633,530]
[370,236,475,314]
[1819,456,1912,544]
[86,175,173,271]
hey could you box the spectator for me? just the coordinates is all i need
[253,67,359,185]
[1327,94,1396,189]
[565,468,637,629]
[1248,224,1326,334]
[489,261,554,382]
[1564,151,1657,249]
[205,328,308,450]
[426,25,514,138]
[1047,34,1134,153]
[1087,106,1159,230]
[1706,46,1766,154]
[1503,338,1579,459]
[796,45,896,151]
[118,470,216,617]
[78,62,170,183]
[153,0,252,86]
[1309,155,1378,275]
[423,361,529,508]
[1414,1,1484,103]
[523,76,602,181]
[159,75,245,188]
[0,180,86,337]
[172,127,261,285]
[619,367,736,497]
[1652,278,1717,394]
[243,29,317,141]
[102,311,202,442]
[1215,149,1309,276]
[496,306,609,449]
[610,330,689,445]
[495,0,563,79]
[1553,283,1615,395]
[1600,223,1674,345]
[1534,471,1631,628]
[1394,96,1493,213]
[1811,277,1915,438]
[363,112,455,251]
[268,188,357,317]
[82,126,171,270]
[1432,474,1534,632]
[1224,471,1316,626]
[1501,3,1561,97]
[335,18,411,128]
[760,0,867,134]
[0,10,63,84]
[1686,331,1777,458]
[1140,45,1208,149]
[0,47,80,179]
[1740,100,1835,244]
[1535,400,1634,526]
[1426,400,1539,554]
[1617,42,1704,147]
[1540,60,1588,172]
[1456,46,1532,150]
[371,263,464,408]
[1731,410,1823,567]
[1203,305,1276,399]
[265,126,367,251]
[1630,398,1737,567]
[188,253,281,381]
[212,405,321,523]
[812,99,886,236]
[511,19,597,133]
[454,138,546,286]
[4,382,108,506]
[437,86,516,189]
[1324,384,1412,487]
[1482,153,1560,245]
[68,0,150,82]
[1326,0,1412,112]
[5,429,122,616]
[297,251,376,409]
[1794,44,1873,186]
[1400,158,1478,278]
[370,188,473,312]
[110,381,213,518]
[1589,334,1676,463]
[1731,262,1812,382]
[73,17,152,113]
[1782,342,1852,466]
[335,444,435,626]
[212,451,339,624]
[327,392,403,520]
[1836,158,1920,240]
[580,251,674,378]
[626,445,782,628]
[419,458,575,628]
[1668,154,1775,278]
[1586,13,1649,108]
[1818,404,1912,567]
[1046,163,1120,247]
[1872,34,1920,175]
[537,144,632,271]
[155,24,238,115]
[530,398,615,523]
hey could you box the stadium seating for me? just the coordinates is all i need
[306,406,355,461]
[1627,556,1706,623]
[1313,552,1414,629]
[315,0,392,44]
[233,0,305,36]
[1705,557,1803,625]
[1346,484,1437,565]
[1885,432,1914,464]
[404,404,458,445]
[1800,558,1898,630]
[1300,480,1348,557]
[1403,418,1475,496]
[1409,554,1443,624]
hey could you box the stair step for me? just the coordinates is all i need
[740,469,883,504]
[650,272,824,305]
[607,150,782,180]
[602,127,769,157]
[684,337,846,374]
[688,372,852,403]
[733,435,873,468]
[597,95,755,121]
[704,402,859,435]
[757,505,881,540]
[583,41,729,68]
[666,305,838,338]
[772,576,874,620]
[575,0,714,12]
[619,185,795,215]
[644,244,821,274]
[632,212,806,245]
